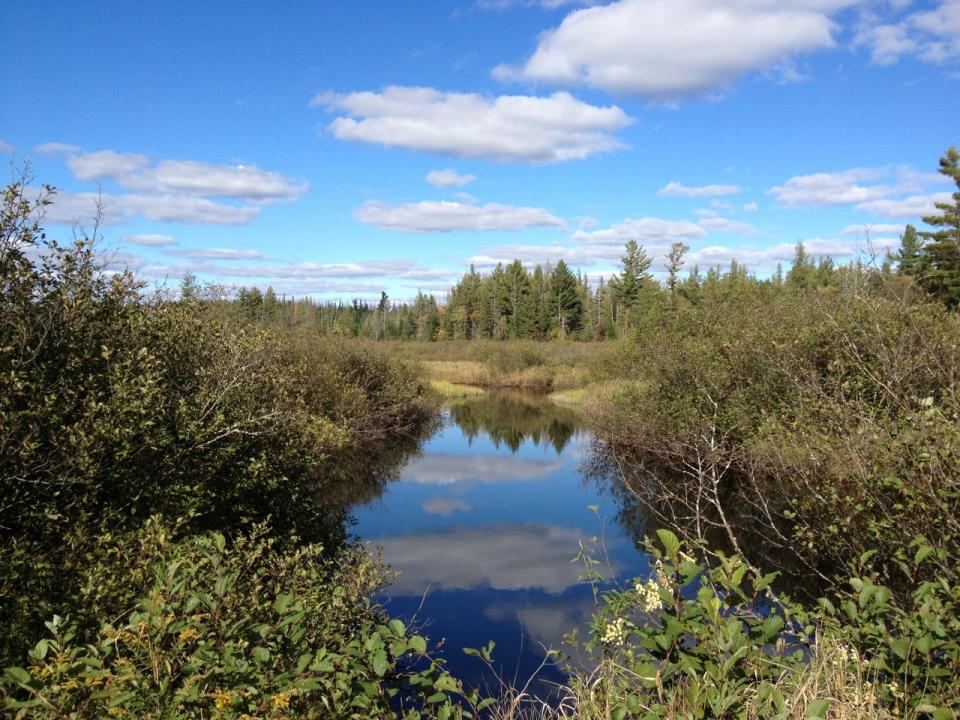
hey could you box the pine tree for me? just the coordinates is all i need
[548,260,582,337]
[895,224,925,277]
[609,240,652,327]
[919,147,960,306]
[665,241,689,303]
[786,242,814,291]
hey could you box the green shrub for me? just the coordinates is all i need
[1,520,486,719]
[570,532,959,720]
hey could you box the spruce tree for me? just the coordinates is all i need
[919,147,960,306]
[895,224,925,277]
[548,259,582,336]
[609,240,652,326]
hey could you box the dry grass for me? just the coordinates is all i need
[427,378,486,399]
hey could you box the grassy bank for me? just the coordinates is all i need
[390,339,617,401]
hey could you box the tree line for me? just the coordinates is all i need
[222,146,960,339]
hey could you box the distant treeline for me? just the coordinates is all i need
[220,147,960,342]
[220,226,941,342]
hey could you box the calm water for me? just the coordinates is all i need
[350,392,653,691]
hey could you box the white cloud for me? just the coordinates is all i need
[316,86,630,163]
[571,216,706,244]
[421,497,472,516]
[377,524,612,595]
[425,169,477,188]
[140,258,454,283]
[688,236,900,271]
[468,242,625,268]
[402,453,562,484]
[769,168,890,206]
[856,192,952,217]
[496,0,849,98]
[856,0,960,64]
[122,234,178,247]
[698,217,757,234]
[657,181,742,198]
[34,142,81,156]
[0,139,16,153]
[841,222,905,236]
[743,201,760,212]
[355,200,566,232]
[40,190,260,225]
[66,150,308,202]
[164,247,265,260]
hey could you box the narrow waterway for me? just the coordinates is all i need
[350,391,653,691]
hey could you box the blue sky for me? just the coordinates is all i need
[2,0,957,300]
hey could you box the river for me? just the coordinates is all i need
[350,391,652,692]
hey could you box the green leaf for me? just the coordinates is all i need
[409,635,427,654]
[371,649,389,677]
[656,529,680,558]
[806,698,830,719]
[4,667,31,685]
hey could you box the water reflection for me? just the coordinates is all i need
[380,524,615,596]
[350,391,651,691]
[448,391,580,453]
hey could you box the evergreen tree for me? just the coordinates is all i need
[548,260,582,336]
[665,241,689,303]
[786,242,814,291]
[609,240,652,326]
[919,147,960,306]
[895,224,925,277]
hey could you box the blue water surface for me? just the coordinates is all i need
[350,393,653,691]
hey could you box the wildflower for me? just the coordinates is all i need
[212,690,234,709]
[270,690,295,710]
[178,627,199,644]
[601,617,627,646]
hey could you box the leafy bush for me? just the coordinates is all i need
[570,532,959,720]
[1,520,487,719]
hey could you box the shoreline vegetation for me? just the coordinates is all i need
[3,148,960,718]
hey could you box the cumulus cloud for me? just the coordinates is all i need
[355,200,565,232]
[856,192,953,217]
[426,169,477,188]
[657,181,742,198]
[402,453,563,485]
[571,217,706,244]
[121,234,178,247]
[377,524,614,595]
[0,139,16,153]
[841,222,905,236]
[698,217,757,234]
[468,243,625,268]
[743,201,760,212]
[38,190,261,226]
[315,86,630,163]
[66,150,308,202]
[769,168,890,206]
[164,247,265,260]
[142,258,453,283]
[422,497,472,516]
[34,142,80,156]
[855,0,960,65]
[688,236,900,271]
[495,0,849,98]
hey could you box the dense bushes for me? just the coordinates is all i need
[571,532,959,720]
[0,179,469,717]
[2,522,484,719]
[590,287,960,590]
[581,279,960,718]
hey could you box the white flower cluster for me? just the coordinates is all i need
[601,617,627,646]
[634,560,672,613]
